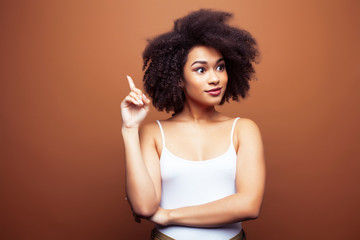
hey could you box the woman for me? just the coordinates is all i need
[121,9,265,240]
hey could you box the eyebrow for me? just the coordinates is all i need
[190,58,225,67]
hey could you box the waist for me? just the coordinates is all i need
[155,222,242,240]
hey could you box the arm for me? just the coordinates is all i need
[121,76,161,218]
[150,118,265,227]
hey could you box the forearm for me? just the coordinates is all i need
[167,193,261,227]
[122,127,158,216]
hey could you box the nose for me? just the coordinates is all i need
[208,70,220,85]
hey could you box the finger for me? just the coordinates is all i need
[129,92,143,105]
[131,87,142,95]
[142,94,151,105]
[127,75,136,90]
[124,96,141,106]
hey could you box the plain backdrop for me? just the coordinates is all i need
[1,0,359,239]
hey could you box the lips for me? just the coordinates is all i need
[205,87,222,96]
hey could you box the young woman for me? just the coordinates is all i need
[121,9,265,240]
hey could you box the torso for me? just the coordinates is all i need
[155,116,242,239]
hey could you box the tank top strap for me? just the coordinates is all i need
[230,117,240,146]
[156,120,166,148]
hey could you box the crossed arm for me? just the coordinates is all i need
[123,117,265,227]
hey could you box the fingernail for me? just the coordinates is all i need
[142,94,147,99]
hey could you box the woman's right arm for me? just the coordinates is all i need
[121,76,161,218]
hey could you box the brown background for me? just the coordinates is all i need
[1,0,359,239]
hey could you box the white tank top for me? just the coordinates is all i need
[156,118,242,240]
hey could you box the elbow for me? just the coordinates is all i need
[244,194,263,220]
[126,194,160,218]
[132,204,158,218]
[247,198,263,220]
[247,206,260,220]
[238,198,262,220]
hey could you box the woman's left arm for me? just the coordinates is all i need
[150,118,265,227]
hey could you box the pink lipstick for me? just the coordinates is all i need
[205,87,222,96]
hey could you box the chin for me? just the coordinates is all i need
[206,99,223,107]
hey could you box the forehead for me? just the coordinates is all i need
[186,46,223,63]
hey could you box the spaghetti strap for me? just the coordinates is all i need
[230,117,240,146]
[156,120,166,148]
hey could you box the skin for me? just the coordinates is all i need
[121,46,265,227]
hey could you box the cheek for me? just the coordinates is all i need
[183,75,203,91]
[222,74,228,86]
[185,82,202,95]
[221,76,229,94]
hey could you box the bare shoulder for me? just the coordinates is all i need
[236,118,260,129]
[139,121,163,155]
[235,118,262,140]
[139,121,161,139]
[233,118,264,162]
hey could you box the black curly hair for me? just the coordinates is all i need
[142,9,259,113]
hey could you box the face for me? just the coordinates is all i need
[182,46,228,107]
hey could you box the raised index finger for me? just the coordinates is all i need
[127,75,136,90]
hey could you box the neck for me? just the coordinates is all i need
[177,100,219,122]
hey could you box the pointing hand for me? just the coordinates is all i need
[120,75,150,128]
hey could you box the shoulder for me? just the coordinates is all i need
[139,121,165,155]
[234,118,262,141]
[139,121,161,138]
[232,118,264,160]
[235,117,260,129]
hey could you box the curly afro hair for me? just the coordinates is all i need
[142,9,259,113]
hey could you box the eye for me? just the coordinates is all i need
[216,64,225,71]
[194,67,206,74]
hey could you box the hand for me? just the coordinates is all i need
[120,75,151,128]
[149,207,170,226]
